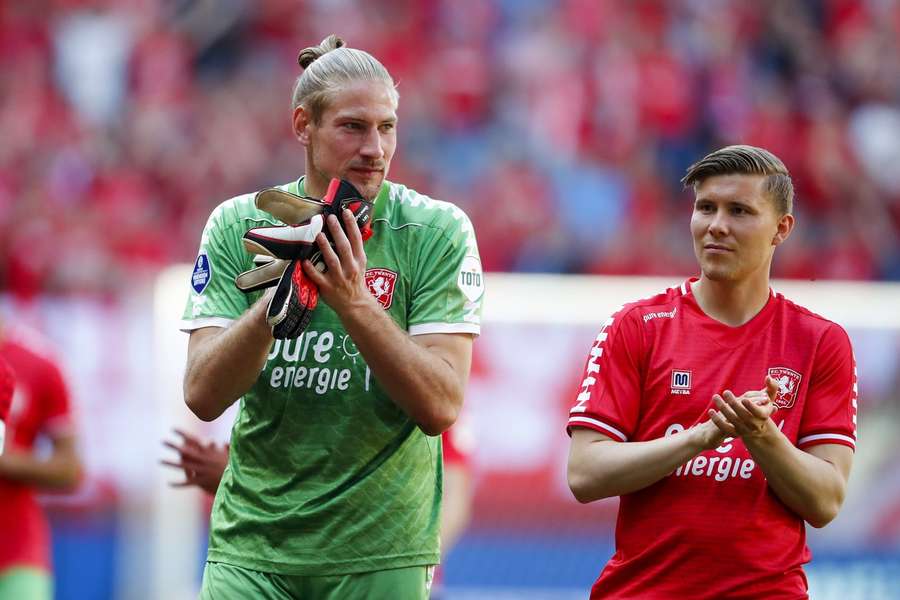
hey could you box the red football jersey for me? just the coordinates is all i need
[567,279,857,600]
[0,330,74,572]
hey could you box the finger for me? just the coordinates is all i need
[342,208,366,261]
[742,397,772,418]
[315,232,342,274]
[741,389,768,402]
[169,480,193,488]
[744,397,778,420]
[327,214,354,265]
[174,447,207,465]
[708,410,736,436]
[173,428,203,448]
[765,376,779,402]
[713,393,742,426]
[159,459,185,470]
[162,440,186,454]
[302,258,327,287]
[724,390,757,423]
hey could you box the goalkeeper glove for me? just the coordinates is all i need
[235,178,373,339]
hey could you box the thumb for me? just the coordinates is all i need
[764,376,779,401]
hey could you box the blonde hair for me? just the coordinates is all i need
[682,144,794,215]
[291,34,398,123]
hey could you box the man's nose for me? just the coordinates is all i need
[359,127,384,159]
[708,209,728,236]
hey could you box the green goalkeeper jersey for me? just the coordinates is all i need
[181,178,484,575]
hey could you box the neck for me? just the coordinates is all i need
[302,169,328,199]
[691,273,771,327]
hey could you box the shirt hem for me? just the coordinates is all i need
[205,550,441,576]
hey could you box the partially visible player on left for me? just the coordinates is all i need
[0,324,82,600]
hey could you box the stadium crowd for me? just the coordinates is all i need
[1,0,899,298]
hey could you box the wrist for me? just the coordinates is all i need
[742,419,781,447]
[686,421,718,453]
[335,290,382,323]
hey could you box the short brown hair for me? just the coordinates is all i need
[681,145,794,215]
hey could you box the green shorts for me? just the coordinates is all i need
[0,566,52,600]
[200,561,435,600]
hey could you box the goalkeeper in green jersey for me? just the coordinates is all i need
[180,34,484,599]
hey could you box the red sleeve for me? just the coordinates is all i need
[796,324,857,451]
[567,307,643,441]
[39,358,73,438]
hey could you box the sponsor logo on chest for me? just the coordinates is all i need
[670,370,692,395]
[767,366,802,409]
[365,268,398,309]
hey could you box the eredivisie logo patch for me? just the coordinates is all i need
[365,268,397,309]
[191,253,212,294]
[768,366,802,409]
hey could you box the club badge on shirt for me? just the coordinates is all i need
[768,366,802,409]
[365,268,397,309]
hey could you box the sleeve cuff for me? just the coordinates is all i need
[566,416,628,442]
[179,317,236,332]
[409,322,480,336]
[797,432,856,451]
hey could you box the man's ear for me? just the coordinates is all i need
[292,105,311,145]
[772,213,795,247]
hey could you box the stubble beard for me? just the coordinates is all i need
[699,255,739,283]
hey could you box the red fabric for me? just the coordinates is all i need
[442,422,474,468]
[0,332,73,572]
[0,356,13,422]
[568,279,857,600]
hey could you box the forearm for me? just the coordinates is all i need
[339,296,463,435]
[568,427,711,502]
[744,424,847,527]
[184,298,274,421]
[0,451,80,490]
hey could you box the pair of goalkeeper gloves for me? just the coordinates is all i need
[235,178,373,339]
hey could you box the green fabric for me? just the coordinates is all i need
[201,561,434,600]
[0,567,51,600]
[183,178,483,575]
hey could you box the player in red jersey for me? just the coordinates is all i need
[567,145,856,600]
[0,326,82,600]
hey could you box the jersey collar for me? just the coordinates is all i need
[292,176,389,207]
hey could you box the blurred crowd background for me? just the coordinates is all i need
[3,2,900,598]
[3,0,900,301]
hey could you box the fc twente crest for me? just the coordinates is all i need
[768,367,802,409]
[365,268,397,309]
